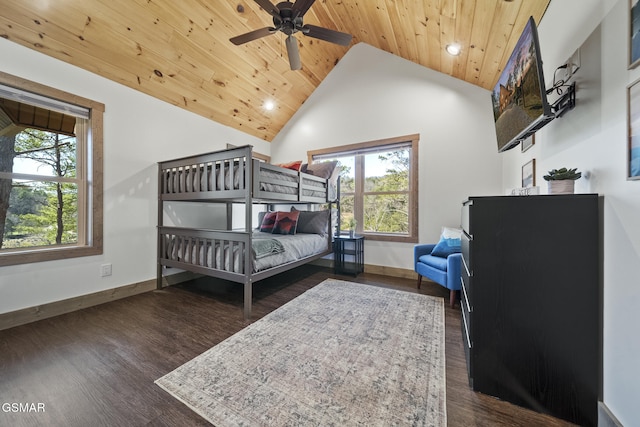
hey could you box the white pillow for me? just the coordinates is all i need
[441,226,462,239]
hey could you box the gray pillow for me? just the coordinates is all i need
[257,211,271,230]
[257,211,266,226]
[304,161,338,179]
[291,207,330,235]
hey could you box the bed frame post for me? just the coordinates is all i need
[157,161,164,290]
[243,280,252,321]
[226,203,233,230]
[244,148,254,321]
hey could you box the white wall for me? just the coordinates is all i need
[501,0,640,424]
[271,43,503,271]
[0,37,269,314]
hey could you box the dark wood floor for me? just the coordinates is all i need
[0,266,575,426]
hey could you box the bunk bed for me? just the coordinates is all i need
[157,145,337,320]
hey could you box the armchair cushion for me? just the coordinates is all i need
[418,254,448,271]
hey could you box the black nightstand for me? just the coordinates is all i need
[333,234,364,276]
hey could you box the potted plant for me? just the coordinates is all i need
[347,218,357,237]
[543,167,582,194]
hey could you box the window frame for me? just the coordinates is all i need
[0,71,104,266]
[308,134,419,243]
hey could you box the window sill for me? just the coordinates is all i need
[0,245,103,267]
[359,233,418,243]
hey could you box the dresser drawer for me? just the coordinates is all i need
[461,199,471,233]
[461,289,472,349]
[461,231,472,273]
[460,295,473,387]
[461,261,472,312]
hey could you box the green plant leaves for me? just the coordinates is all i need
[543,167,582,181]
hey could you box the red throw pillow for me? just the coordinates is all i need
[276,160,302,171]
[259,211,278,233]
[272,211,300,235]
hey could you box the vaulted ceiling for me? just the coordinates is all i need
[0,0,550,141]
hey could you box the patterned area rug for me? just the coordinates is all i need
[156,279,446,426]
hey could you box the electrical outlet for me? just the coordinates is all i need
[100,263,112,277]
[564,48,581,81]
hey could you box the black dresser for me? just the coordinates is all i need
[460,195,601,426]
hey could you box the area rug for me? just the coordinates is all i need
[155,279,446,426]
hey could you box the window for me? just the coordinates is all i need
[308,134,419,243]
[0,72,104,266]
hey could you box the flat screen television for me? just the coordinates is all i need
[491,17,554,152]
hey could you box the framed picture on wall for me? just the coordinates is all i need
[631,0,640,68]
[628,79,640,179]
[522,159,536,188]
[521,134,535,152]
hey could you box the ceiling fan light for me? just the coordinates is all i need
[446,43,461,56]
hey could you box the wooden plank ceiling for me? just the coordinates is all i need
[0,0,550,142]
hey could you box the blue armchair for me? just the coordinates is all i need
[414,244,462,308]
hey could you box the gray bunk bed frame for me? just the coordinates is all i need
[157,145,334,320]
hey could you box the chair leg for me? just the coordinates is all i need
[417,275,422,289]
[449,289,456,308]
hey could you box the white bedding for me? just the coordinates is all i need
[253,232,328,272]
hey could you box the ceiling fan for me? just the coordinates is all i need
[230,0,353,70]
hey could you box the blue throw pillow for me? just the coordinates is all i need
[431,237,461,258]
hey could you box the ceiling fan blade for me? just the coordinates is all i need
[230,27,275,45]
[302,24,352,46]
[253,0,281,18]
[291,0,316,18]
[286,35,301,70]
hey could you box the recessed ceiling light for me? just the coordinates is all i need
[264,100,275,111]
[446,43,461,56]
